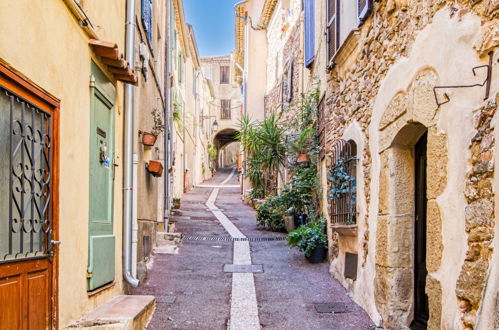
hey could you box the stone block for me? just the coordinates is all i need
[456,258,490,308]
[390,148,415,215]
[376,216,413,268]
[375,265,413,329]
[426,200,443,273]
[426,275,442,330]
[379,92,408,131]
[464,199,494,231]
[427,126,448,200]
[409,70,439,128]
[378,151,390,215]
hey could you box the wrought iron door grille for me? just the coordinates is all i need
[329,139,357,225]
[1,86,52,263]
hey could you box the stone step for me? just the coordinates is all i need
[67,295,155,330]
[156,232,182,246]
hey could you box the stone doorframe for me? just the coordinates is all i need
[374,69,447,329]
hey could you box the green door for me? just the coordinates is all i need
[88,63,116,291]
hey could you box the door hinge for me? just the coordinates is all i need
[86,271,93,279]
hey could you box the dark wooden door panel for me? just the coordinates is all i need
[0,274,22,329]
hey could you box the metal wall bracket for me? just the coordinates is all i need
[433,51,496,107]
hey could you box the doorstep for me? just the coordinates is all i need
[67,295,156,330]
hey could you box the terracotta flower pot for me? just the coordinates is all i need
[173,201,181,209]
[296,153,310,163]
[147,160,163,177]
[142,132,157,146]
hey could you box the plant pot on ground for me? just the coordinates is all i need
[293,213,307,228]
[142,132,157,146]
[287,218,328,263]
[172,198,181,209]
[146,160,163,177]
[306,244,327,263]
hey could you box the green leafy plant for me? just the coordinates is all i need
[290,127,315,155]
[328,157,356,201]
[256,195,287,232]
[248,187,265,200]
[287,218,327,257]
[151,108,165,136]
[173,103,183,130]
[208,144,217,162]
[173,197,181,203]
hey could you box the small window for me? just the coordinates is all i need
[221,100,231,119]
[329,139,357,225]
[220,66,229,84]
[326,0,339,63]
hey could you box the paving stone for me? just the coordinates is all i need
[223,264,264,273]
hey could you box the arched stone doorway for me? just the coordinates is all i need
[375,69,447,329]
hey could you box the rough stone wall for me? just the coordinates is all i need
[315,0,498,328]
[264,22,302,116]
[456,98,497,329]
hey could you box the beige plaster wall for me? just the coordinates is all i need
[0,0,127,326]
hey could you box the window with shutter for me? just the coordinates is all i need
[141,0,153,51]
[221,100,231,119]
[220,66,229,84]
[357,0,373,25]
[304,0,315,68]
[326,0,339,64]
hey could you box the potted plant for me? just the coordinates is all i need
[287,218,328,263]
[142,108,165,146]
[146,160,163,177]
[172,198,181,209]
[290,127,314,164]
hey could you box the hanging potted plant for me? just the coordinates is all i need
[290,127,314,164]
[172,197,181,209]
[146,160,163,177]
[142,108,165,146]
[287,218,328,263]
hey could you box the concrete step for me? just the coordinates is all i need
[67,295,155,330]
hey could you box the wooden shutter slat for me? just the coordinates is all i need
[304,0,315,67]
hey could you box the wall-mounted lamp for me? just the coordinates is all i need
[212,120,219,133]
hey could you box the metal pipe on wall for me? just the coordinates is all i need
[123,0,139,288]
[163,0,171,232]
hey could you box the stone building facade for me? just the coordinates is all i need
[303,0,498,329]
[201,55,242,169]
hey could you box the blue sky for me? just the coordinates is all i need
[183,0,241,57]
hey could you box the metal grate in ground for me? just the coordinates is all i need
[182,235,287,242]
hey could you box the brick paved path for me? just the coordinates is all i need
[131,169,376,330]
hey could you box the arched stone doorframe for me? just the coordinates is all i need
[374,69,448,330]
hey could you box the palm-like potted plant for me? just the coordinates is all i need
[172,198,181,209]
[142,108,165,146]
[290,127,314,164]
[287,218,328,263]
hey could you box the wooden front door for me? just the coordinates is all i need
[411,132,429,329]
[87,63,115,291]
[0,63,59,329]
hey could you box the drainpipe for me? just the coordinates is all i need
[163,0,171,232]
[132,154,139,277]
[123,0,139,288]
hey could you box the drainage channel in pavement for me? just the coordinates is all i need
[181,235,287,242]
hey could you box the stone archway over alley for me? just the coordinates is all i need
[131,169,375,329]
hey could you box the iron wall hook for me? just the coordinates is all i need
[433,51,496,107]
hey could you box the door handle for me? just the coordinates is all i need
[50,240,61,246]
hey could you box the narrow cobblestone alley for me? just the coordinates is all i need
[132,169,375,330]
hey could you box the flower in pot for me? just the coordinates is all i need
[146,160,163,177]
[172,198,181,209]
[290,127,314,164]
[142,108,165,146]
[287,218,328,263]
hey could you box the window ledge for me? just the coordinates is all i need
[331,224,357,237]
[328,29,361,71]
